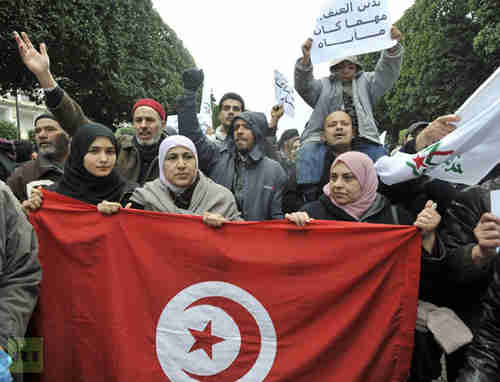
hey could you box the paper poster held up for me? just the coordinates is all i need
[311,0,397,65]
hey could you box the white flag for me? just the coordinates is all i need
[311,0,396,65]
[274,70,295,117]
[199,79,213,134]
[376,66,500,186]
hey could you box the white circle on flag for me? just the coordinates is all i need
[156,281,277,381]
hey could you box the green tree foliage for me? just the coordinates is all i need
[0,120,19,140]
[359,0,494,144]
[468,0,500,74]
[0,0,195,128]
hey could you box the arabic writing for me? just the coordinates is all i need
[319,0,382,21]
[274,70,295,118]
[313,0,389,49]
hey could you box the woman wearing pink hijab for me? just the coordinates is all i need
[286,151,441,254]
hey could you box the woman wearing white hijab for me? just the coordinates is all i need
[127,135,241,227]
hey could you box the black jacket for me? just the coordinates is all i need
[456,257,500,382]
[438,186,496,329]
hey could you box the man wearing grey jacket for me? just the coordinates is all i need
[178,69,287,221]
[0,181,42,382]
[294,26,403,188]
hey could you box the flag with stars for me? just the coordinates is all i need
[29,191,421,381]
[376,65,500,186]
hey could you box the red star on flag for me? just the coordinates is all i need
[413,155,426,169]
[188,321,226,359]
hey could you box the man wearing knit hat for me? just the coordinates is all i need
[14,31,170,185]
[120,97,168,184]
[7,111,70,201]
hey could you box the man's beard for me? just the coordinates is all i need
[136,131,162,146]
[38,133,70,161]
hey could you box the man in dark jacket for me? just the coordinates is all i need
[438,185,500,380]
[178,69,287,221]
[0,181,42,382]
[456,258,500,382]
[7,113,69,202]
[455,257,500,382]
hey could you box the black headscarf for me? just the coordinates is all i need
[55,123,127,205]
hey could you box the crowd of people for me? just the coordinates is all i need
[0,29,499,382]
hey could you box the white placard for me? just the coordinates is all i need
[491,191,500,217]
[274,70,295,118]
[311,0,396,65]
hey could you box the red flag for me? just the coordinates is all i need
[30,191,420,381]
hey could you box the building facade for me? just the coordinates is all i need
[0,92,46,139]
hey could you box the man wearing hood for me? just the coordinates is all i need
[7,112,70,202]
[177,69,287,221]
[294,27,403,192]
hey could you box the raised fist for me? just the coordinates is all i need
[182,68,204,92]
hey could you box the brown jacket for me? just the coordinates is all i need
[7,156,63,201]
[49,90,162,184]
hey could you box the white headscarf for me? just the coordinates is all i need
[158,135,198,194]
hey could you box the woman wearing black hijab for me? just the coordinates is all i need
[23,123,136,213]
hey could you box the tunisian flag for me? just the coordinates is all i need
[30,191,420,382]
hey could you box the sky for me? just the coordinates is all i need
[152,0,416,137]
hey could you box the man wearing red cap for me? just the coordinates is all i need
[14,31,170,185]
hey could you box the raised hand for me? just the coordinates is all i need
[301,38,313,65]
[414,200,441,235]
[13,31,56,88]
[182,68,204,92]
[415,114,460,151]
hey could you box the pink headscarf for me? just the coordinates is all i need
[323,151,379,220]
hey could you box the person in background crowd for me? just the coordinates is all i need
[390,121,430,155]
[0,139,17,182]
[282,110,355,213]
[13,140,33,164]
[124,135,241,227]
[23,123,136,214]
[438,183,500,380]
[205,126,216,141]
[212,92,246,146]
[278,128,299,161]
[7,112,69,202]
[14,31,170,185]
[165,126,178,137]
[294,26,403,193]
[178,69,287,221]
[0,181,42,382]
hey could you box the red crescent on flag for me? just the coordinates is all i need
[183,296,262,381]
